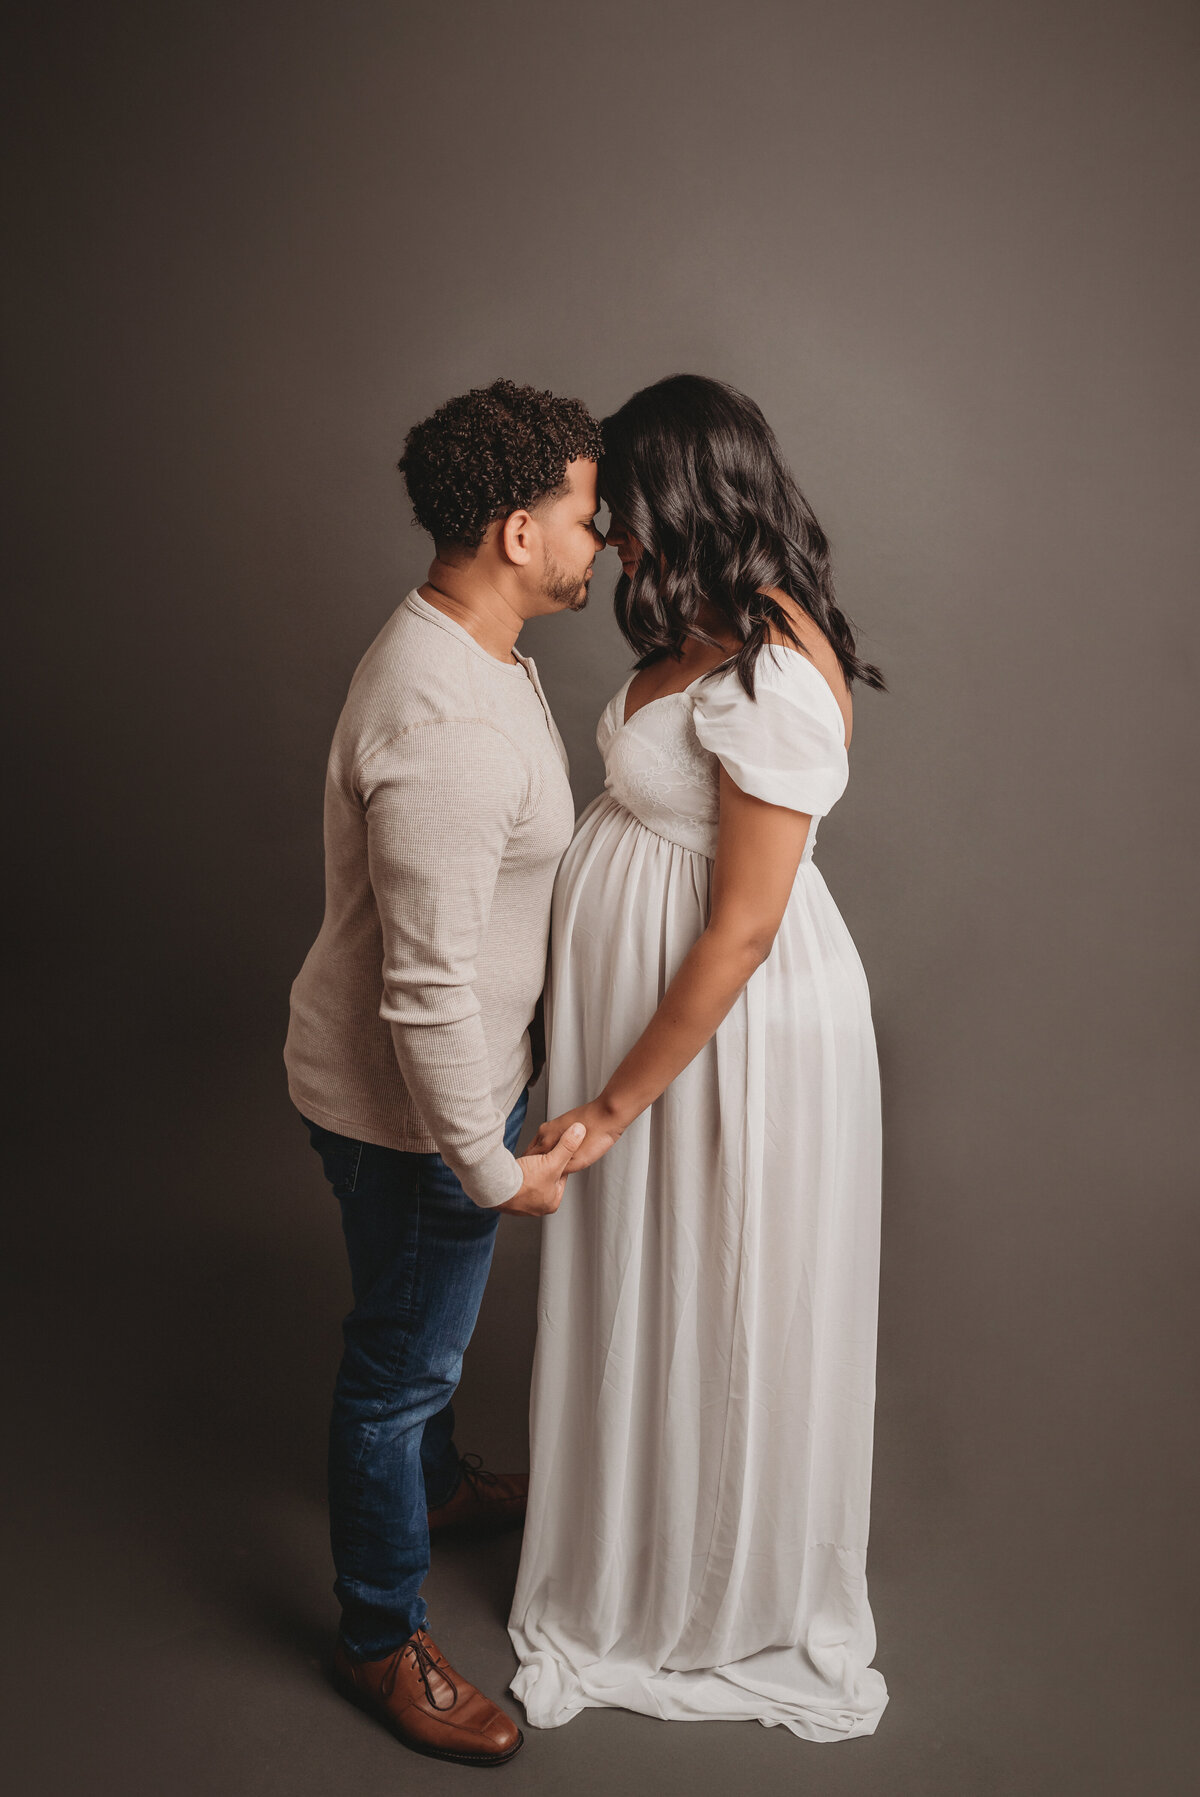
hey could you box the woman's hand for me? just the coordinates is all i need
[532,1100,626,1172]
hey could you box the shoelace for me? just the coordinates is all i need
[382,1630,459,1712]
[457,1451,501,1497]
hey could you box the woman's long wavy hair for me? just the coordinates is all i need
[601,375,885,697]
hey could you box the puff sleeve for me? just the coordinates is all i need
[691,646,849,817]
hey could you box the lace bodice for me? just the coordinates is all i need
[596,646,850,859]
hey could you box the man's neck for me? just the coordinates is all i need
[418,557,526,665]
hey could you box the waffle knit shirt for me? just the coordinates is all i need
[285,590,575,1206]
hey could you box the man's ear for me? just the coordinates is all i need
[500,509,536,566]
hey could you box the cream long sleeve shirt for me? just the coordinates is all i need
[285,590,575,1206]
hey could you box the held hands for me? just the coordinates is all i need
[498,1122,587,1217]
[530,1100,626,1173]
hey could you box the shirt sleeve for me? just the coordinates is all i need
[358,718,528,1208]
[691,648,850,817]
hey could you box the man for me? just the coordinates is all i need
[284,379,605,1766]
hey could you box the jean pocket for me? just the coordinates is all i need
[304,1120,364,1200]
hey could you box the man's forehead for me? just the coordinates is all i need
[563,456,599,501]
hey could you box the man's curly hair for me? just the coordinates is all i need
[398,378,603,551]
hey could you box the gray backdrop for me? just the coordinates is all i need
[5,3,1198,1794]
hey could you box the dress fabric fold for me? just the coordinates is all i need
[509,648,888,1740]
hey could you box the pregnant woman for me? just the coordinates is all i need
[508,375,889,1740]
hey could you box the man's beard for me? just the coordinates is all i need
[542,552,590,612]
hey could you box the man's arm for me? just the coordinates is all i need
[361,717,528,1207]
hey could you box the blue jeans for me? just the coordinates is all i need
[303,1087,528,1659]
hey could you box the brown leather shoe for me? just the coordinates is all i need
[333,1630,523,1766]
[427,1453,528,1541]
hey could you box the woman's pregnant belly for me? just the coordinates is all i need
[550,793,875,1082]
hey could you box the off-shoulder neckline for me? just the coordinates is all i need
[618,667,709,729]
[614,645,848,746]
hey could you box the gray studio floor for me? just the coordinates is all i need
[7,1070,1191,1797]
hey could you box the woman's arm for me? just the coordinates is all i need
[532,767,813,1171]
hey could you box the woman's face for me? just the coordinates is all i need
[605,512,644,579]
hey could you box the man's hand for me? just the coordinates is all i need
[497,1122,587,1217]
[530,1101,625,1173]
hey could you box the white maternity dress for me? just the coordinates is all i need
[508,645,887,1740]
